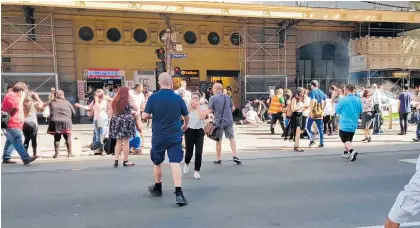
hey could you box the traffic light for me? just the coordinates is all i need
[155,48,165,60]
[174,66,181,77]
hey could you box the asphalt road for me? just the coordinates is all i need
[3,150,420,228]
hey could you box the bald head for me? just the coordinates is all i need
[158,72,172,89]
[212,83,223,94]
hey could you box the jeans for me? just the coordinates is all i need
[416,121,420,139]
[93,118,108,150]
[2,128,31,162]
[307,118,324,145]
[399,112,409,134]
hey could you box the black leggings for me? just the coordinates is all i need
[54,133,72,154]
[184,128,204,171]
[23,122,38,156]
[270,112,286,131]
[323,115,333,135]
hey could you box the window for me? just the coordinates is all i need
[159,30,166,43]
[184,31,197,44]
[133,28,147,43]
[208,32,220,45]
[107,28,121,42]
[231,32,241,45]
[79,26,94,41]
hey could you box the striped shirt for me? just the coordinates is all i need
[388,153,420,223]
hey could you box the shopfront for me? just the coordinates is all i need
[207,70,240,109]
[83,68,125,93]
[173,70,200,92]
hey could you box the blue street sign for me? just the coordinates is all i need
[171,53,187,59]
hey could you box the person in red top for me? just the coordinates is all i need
[2,82,38,165]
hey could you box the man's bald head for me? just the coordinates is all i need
[158,72,172,89]
[212,83,223,94]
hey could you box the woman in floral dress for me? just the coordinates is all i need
[109,86,138,167]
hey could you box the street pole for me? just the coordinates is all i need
[165,14,172,73]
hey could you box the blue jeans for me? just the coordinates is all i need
[307,118,324,145]
[417,121,420,139]
[373,113,382,133]
[93,118,108,150]
[2,128,31,162]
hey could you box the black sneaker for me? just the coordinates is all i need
[175,191,188,206]
[23,155,38,165]
[350,151,358,162]
[413,138,420,142]
[270,128,275,135]
[309,141,315,147]
[213,160,222,165]
[233,156,242,164]
[148,185,162,197]
[2,159,17,164]
[318,144,324,148]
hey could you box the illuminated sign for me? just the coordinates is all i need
[180,70,199,77]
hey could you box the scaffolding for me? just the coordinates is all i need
[1,12,58,97]
[240,23,288,102]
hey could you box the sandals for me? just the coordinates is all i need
[123,160,135,167]
[294,147,304,152]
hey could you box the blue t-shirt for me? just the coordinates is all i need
[309,89,326,103]
[144,89,188,139]
[398,91,412,114]
[336,94,363,133]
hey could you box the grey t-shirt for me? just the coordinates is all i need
[209,94,234,127]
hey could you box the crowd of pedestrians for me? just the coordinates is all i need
[2,77,420,209]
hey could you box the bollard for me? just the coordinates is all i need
[389,105,392,129]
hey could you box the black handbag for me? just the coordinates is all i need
[1,111,12,129]
[373,104,380,114]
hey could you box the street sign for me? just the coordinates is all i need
[171,53,187,59]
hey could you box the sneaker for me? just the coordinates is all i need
[398,132,406,135]
[175,191,188,206]
[2,159,17,164]
[309,141,315,147]
[342,151,349,158]
[270,128,275,135]
[318,144,324,148]
[233,156,242,164]
[23,155,38,165]
[183,164,189,174]
[413,138,420,142]
[148,185,162,197]
[350,151,358,162]
[213,160,222,165]
[194,171,201,179]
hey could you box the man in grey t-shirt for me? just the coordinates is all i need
[208,83,241,165]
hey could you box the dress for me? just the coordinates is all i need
[47,99,75,134]
[109,105,136,139]
[361,97,374,129]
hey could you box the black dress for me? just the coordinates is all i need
[109,105,136,139]
[284,112,303,141]
[47,99,75,134]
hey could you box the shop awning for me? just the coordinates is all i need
[2,0,419,23]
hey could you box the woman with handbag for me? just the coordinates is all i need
[76,89,110,154]
[183,92,207,179]
[361,89,374,142]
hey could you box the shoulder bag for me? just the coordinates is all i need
[204,95,227,141]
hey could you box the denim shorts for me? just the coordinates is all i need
[150,136,183,165]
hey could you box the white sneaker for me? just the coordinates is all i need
[183,164,189,174]
[350,151,358,162]
[194,171,201,179]
[342,152,349,159]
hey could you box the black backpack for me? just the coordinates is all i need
[1,111,11,129]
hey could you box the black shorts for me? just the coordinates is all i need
[339,130,355,143]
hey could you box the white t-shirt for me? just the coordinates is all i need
[188,105,206,129]
[175,88,192,104]
[302,96,311,117]
[130,90,145,110]
[324,98,333,116]
[246,110,259,124]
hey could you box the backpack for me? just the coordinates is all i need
[1,111,11,129]
[311,100,324,119]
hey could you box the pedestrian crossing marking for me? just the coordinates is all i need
[400,159,418,164]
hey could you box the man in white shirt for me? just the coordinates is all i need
[175,80,192,104]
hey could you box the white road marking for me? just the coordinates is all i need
[400,159,418,164]
[355,221,420,228]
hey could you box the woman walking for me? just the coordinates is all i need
[361,89,374,142]
[183,92,207,179]
[323,93,334,136]
[284,88,305,152]
[47,90,76,158]
[109,86,138,167]
[23,91,44,156]
[76,89,109,154]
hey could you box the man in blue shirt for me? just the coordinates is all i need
[142,72,189,206]
[307,80,326,148]
[335,84,363,162]
[398,84,412,135]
